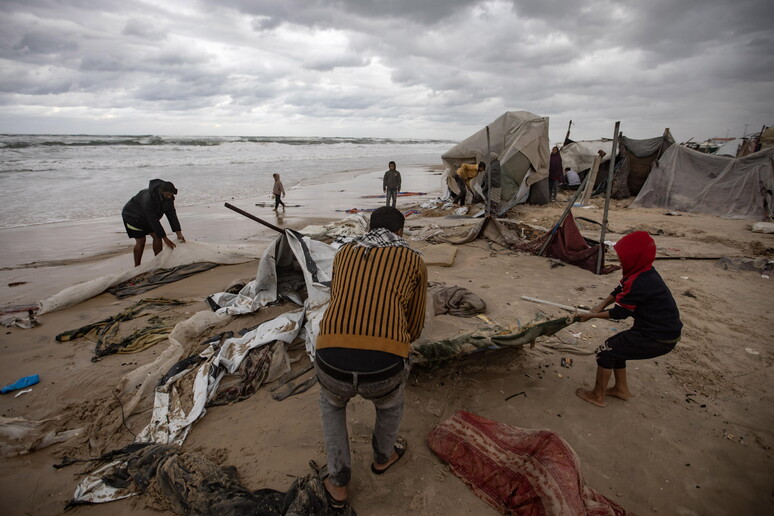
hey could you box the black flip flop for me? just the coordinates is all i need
[314,461,347,510]
[323,484,347,510]
[370,436,407,475]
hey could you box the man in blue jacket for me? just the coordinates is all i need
[122,179,186,266]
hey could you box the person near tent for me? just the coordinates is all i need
[563,167,581,189]
[121,179,186,267]
[548,146,563,202]
[314,206,427,509]
[574,231,682,407]
[383,161,401,207]
[272,173,286,211]
[452,161,486,205]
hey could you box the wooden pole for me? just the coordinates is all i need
[225,203,286,234]
[564,120,573,145]
[596,121,620,275]
[486,126,492,217]
[537,170,593,256]
[521,296,589,314]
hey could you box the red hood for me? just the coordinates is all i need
[614,231,655,278]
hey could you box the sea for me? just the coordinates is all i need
[0,134,454,229]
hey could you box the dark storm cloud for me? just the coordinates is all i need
[122,18,167,41]
[0,0,771,139]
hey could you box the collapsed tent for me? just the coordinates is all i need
[442,111,550,213]
[71,229,335,505]
[631,144,774,220]
[37,241,263,315]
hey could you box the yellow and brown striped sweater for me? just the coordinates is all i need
[317,243,427,358]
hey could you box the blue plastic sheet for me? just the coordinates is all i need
[0,374,40,394]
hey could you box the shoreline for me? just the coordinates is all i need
[0,164,444,307]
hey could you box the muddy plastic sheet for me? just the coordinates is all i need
[412,316,573,365]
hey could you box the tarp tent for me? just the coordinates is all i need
[441,111,549,214]
[715,138,744,157]
[632,144,774,220]
[619,131,674,195]
[560,131,674,198]
[559,140,613,176]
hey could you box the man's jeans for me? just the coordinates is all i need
[316,359,410,487]
[385,188,398,207]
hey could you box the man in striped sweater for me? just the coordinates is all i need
[315,206,427,509]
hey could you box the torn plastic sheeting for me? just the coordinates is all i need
[0,416,83,458]
[134,310,304,446]
[38,241,263,315]
[208,229,334,317]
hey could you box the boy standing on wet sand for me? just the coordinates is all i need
[383,161,401,208]
[575,231,682,407]
[272,173,286,211]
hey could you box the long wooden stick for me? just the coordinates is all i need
[597,121,620,274]
[225,203,285,234]
[521,296,589,313]
[486,125,492,217]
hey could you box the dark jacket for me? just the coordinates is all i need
[549,153,564,181]
[121,179,181,238]
[383,169,401,190]
[609,269,683,341]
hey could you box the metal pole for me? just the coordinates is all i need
[596,121,620,275]
[225,202,286,234]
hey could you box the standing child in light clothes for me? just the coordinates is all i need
[272,173,286,210]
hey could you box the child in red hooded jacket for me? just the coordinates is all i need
[575,231,682,407]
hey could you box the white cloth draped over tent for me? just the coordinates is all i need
[441,111,550,214]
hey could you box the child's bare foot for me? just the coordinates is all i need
[606,387,632,400]
[575,387,606,407]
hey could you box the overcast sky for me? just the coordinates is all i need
[0,0,771,143]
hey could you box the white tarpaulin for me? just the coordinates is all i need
[38,241,263,315]
[441,111,550,212]
[632,145,774,220]
[72,229,336,505]
[559,140,613,174]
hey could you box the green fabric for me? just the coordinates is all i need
[55,298,189,359]
[411,316,574,366]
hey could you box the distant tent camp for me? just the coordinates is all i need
[631,144,774,220]
[442,111,550,214]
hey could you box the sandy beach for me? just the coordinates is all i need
[1,165,772,515]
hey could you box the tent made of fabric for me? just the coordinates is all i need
[715,138,744,157]
[619,131,674,195]
[559,139,613,176]
[441,111,550,213]
[631,144,774,220]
